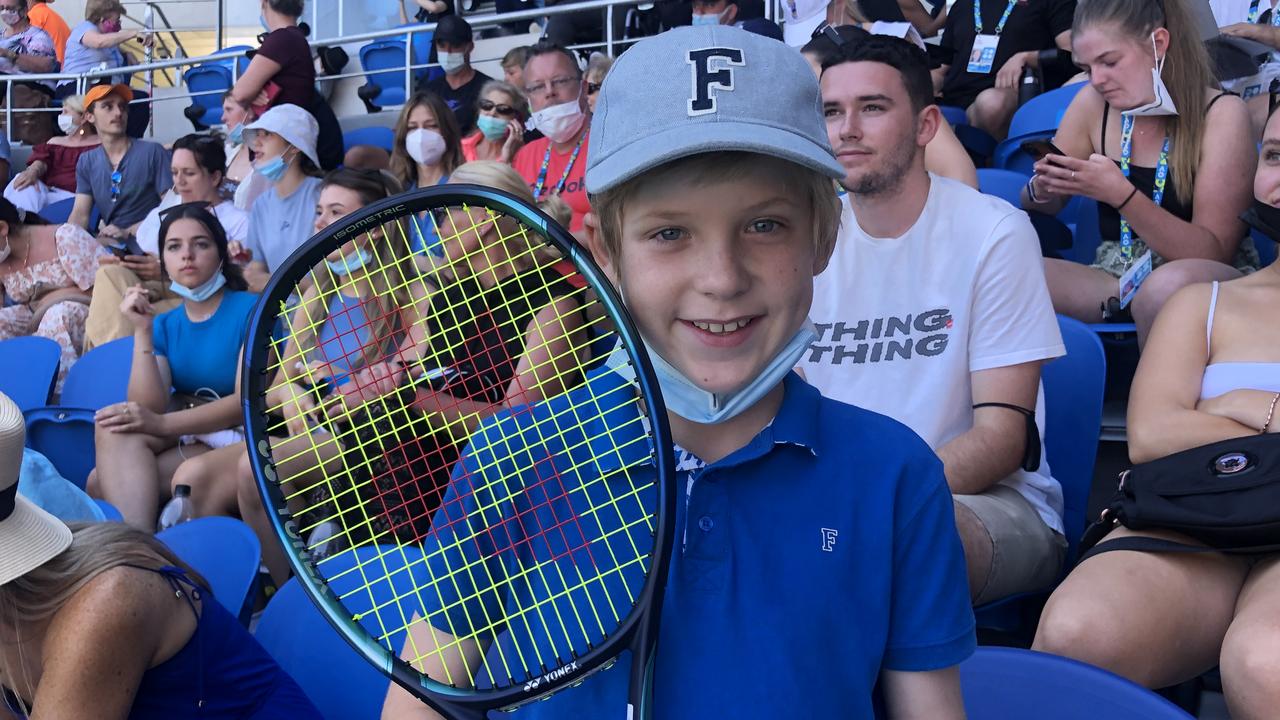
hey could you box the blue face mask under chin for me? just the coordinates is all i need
[256,152,292,184]
[609,320,818,425]
[170,265,227,303]
[228,123,244,144]
[325,248,372,277]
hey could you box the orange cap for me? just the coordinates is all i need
[83,83,134,110]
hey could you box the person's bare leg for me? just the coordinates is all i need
[1034,526,1248,687]
[1130,259,1241,347]
[171,442,247,518]
[92,424,177,530]
[1220,555,1280,720]
[1043,259,1118,323]
[967,87,1018,140]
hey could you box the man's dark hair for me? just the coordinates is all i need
[266,0,304,18]
[801,25,870,66]
[524,40,581,77]
[820,33,933,114]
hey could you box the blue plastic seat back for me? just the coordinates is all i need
[992,130,1054,176]
[94,498,123,522]
[954,123,997,165]
[213,45,254,78]
[40,197,77,224]
[359,40,410,108]
[396,23,435,82]
[961,646,1192,719]
[60,336,132,410]
[343,126,396,154]
[1063,196,1102,266]
[1008,82,1085,139]
[0,336,59,412]
[183,64,233,127]
[157,517,262,625]
[939,104,969,127]
[256,544,430,719]
[1043,316,1106,559]
[23,406,95,490]
[1254,228,1277,267]
[977,168,1030,206]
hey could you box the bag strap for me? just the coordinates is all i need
[1079,536,1280,565]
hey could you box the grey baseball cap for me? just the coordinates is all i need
[585,25,844,194]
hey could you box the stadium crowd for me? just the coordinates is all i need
[0,0,1279,716]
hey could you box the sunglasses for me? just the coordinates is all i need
[477,99,517,117]
[110,169,122,203]
[587,82,602,95]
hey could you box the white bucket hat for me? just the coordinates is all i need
[244,103,321,169]
[0,392,72,586]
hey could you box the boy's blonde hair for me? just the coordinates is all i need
[590,152,841,266]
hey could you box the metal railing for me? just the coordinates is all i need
[0,0,753,144]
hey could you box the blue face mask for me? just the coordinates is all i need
[170,265,227,303]
[228,123,244,144]
[325,248,372,277]
[260,13,269,30]
[691,12,722,26]
[476,114,509,142]
[255,152,291,184]
[609,319,818,425]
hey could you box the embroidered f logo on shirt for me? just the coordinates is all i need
[821,528,838,552]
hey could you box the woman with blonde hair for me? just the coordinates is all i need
[0,391,319,719]
[1021,0,1258,345]
[4,93,100,214]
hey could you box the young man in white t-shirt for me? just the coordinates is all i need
[807,34,1067,605]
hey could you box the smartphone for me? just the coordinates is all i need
[1020,139,1067,162]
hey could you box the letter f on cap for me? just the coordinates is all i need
[687,47,745,116]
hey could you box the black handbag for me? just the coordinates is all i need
[1078,433,1280,563]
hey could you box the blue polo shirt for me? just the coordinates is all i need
[419,369,975,719]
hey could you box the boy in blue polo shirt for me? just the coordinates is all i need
[383,26,974,720]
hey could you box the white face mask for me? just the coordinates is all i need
[1123,34,1178,117]
[526,97,587,144]
[57,114,75,134]
[439,51,466,75]
[405,127,447,166]
[0,240,10,264]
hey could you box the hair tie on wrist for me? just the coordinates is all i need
[1116,186,1139,211]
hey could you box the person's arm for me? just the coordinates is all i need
[118,286,171,412]
[897,0,946,37]
[12,49,56,73]
[1020,84,1101,215]
[882,667,965,720]
[1127,283,1264,462]
[28,570,170,720]
[414,0,449,14]
[924,122,978,189]
[230,53,283,106]
[936,361,1041,495]
[68,193,93,231]
[243,260,270,292]
[1222,22,1280,49]
[993,30,1072,90]
[78,27,139,49]
[381,617,486,720]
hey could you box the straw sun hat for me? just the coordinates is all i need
[0,392,72,586]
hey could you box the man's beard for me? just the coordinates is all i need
[846,139,918,197]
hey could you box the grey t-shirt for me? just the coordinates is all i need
[75,140,172,230]
[246,175,323,272]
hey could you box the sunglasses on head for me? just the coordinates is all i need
[587,82,602,95]
[477,99,517,116]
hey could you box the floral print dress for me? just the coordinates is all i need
[0,224,100,391]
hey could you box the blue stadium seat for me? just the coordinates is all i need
[1007,82,1085,139]
[0,336,59,412]
[256,544,430,719]
[954,124,997,167]
[1063,196,1101,266]
[960,646,1192,719]
[397,23,440,84]
[60,336,133,410]
[24,407,95,490]
[974,316,1105,631]
[158,517,261,625]
[182,63,233,130]
[358,40,410,112]
[993,130,1054,176]
[343,126,396,154]
[94,498,123,522]
[40,197,76,224]
[939,104,969,127]
[1253,228,1277,267]
[976,168,1028,206]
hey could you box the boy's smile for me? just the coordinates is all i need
[595,156,825,397]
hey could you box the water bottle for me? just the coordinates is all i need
[157,485,194,532]
[1018,65,1042,107]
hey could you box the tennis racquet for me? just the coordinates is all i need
[241,185,677,720]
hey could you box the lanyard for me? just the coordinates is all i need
[1249,0,1280,24]
[974,0,1018,35]
[533,134,586,201]
[1118,113,1170,262]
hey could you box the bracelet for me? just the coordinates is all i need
[1026,175,1043,204]
[1116,186,1139,211]
[1262,392,1280,434]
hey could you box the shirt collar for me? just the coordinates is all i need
[583,369,821,476]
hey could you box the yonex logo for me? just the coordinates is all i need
[687,47,744,116]
[821,528,838,552]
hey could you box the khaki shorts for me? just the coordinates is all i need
[955,484,1067,605]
